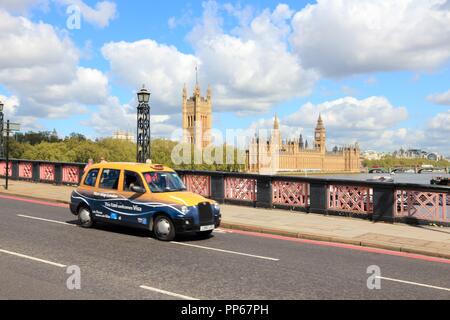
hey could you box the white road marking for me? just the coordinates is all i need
[139,285,199,300]
[170,241,279,261]
[377,276,450,292]
[0,249,67,268]
[17,214,76,227]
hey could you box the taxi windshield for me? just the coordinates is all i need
[143,172,187,193]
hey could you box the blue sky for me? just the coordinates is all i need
[0,0,449,154]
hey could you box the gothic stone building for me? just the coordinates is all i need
[247,115,361,174]
[182,82,212,150]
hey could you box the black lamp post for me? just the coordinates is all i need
[0,100,4,159]
[136,85,151,163]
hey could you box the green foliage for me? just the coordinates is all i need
[15,130,60,145]
[363,156,450,168]
[7,133,247,172]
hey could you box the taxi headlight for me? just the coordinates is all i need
[213,203,220,211]
[180,206,190,215]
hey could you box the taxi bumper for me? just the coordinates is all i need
[173,216,221,234]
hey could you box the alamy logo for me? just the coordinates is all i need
[367,265,381,290]
[66,265,81,290]
[66,5,81,30]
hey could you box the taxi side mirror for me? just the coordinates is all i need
[130,185,146,194]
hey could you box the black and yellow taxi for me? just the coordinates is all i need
[69,163,221,241]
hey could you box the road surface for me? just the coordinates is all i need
[0,196,449,300]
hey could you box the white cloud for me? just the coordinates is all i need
[0,10,109,120]
[0,94,20,118]
[248,96,450,153]
[291,0,450,77]
[286,96,408,131]
[248,96,410,150]
[0,0,49,14]
[56,0,117,28]
[167,8,194,30]
[189,2,317,113]
[83,96,177,137]
[102,39,199,114]
[425,110,450,152]
[427,89,450,105]
[102,1,318,115]
[0,94,44,131]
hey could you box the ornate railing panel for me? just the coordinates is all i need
[272,181,309,207]
[19,162,33,179]
[328,185,373,214]
[62,166,80,184]
[225,177,256,202]
[396,190,449,223]
[39,164,55,182]
[182,175,211,198]
[1,158,449,226]
[0,161,12,177]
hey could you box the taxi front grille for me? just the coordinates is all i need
[198,202,214,224]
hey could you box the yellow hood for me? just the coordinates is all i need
[147,191,214,207]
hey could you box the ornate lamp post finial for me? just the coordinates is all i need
[136,85,151,163]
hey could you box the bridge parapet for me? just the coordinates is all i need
[1,159,449,227]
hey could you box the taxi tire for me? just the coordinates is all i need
[153,215,176,241]
[78,206,94,228]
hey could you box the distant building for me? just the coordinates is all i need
[427,153,440,161]
[112,130,135,143]
[182,80,212,150]
[392,148,443,161]
[362,150,384,161]
[247,115,361,174]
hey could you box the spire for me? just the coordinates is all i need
[194,65,201,96]
[299,134,304,149]
[274,114,280,130]
[207,85,212,100]
[196,65,199,86]
[316,113,324,129]
[183,83,187,98]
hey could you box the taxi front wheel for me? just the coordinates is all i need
[154,216,176,241]
[78,206,94,228]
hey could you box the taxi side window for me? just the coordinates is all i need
[99,169,120,190]
[124,171,144,192]
[84,169,99,187]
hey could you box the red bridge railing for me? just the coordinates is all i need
[1,159,449,226]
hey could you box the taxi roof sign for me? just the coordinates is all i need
[150,164,165,171]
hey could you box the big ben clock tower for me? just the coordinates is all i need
[314,114,326,153]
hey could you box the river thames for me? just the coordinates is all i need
[302,173,450,185]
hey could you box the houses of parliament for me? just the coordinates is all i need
[181,80,361,174]
[247,115,361,174]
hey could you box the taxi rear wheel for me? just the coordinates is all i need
[154,215,176,241]
[78,206,94,228]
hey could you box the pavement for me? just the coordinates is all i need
[0,196,449,300]
[1,179,450,261]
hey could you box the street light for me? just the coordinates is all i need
[137,86,151,104]
[136,85,151,163]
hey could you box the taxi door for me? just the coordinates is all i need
[93,168,122,222]
[119,170,150,227]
